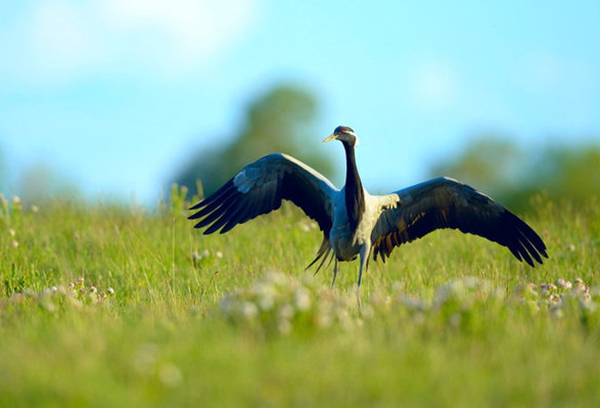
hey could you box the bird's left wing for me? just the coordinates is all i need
[189,153,338,235]
[370,177,548,266]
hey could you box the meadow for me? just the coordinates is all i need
[1,187,599,407]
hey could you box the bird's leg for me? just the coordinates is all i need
[356,244,371,287]
[355,245,371,314]
[356,287,363,314]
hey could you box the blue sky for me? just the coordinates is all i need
[1,1,599,204]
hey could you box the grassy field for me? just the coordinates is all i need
[1,188,599,407]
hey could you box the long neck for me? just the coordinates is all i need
[343,141,365,231]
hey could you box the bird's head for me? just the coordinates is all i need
[323,125,358,146]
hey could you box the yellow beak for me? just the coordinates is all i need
[322,134,337,143]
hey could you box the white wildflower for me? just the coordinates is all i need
[158,363,183,387]
[556,279,572,290]
[240,301,258,320]
[294,287,312,311]
[278,303,294,320]
[277,320,292,334]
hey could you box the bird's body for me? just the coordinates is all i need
[189,126,547,289]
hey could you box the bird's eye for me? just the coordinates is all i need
[340,129,346,134]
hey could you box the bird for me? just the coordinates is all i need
[189,125,548,290]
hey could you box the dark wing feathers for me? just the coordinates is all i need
[189,153,337,236]
[371,177,548,266]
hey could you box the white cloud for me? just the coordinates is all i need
[408,62,460,112]
[29,1,93,72]
[516,51,599,129]
[98,0,259,73]
[0,0,261,85]
[519,51,565,93]
[518,51,598,97]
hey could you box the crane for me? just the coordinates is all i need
[189,125,547,289]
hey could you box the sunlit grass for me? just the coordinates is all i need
[0,189,599,407]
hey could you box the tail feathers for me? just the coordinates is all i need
[306,238,334,275]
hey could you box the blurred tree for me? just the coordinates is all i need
[19,162,80,204]
[526,144,600,205]
[173,84,333,197]
[430,134,523,197]
[431,134,600,212]
[0,147,5,196]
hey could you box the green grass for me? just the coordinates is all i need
[1,190,599,407]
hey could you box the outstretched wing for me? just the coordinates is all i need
[189,153,338,236]
[371,177,548,266]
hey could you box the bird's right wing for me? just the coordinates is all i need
[371,177,548,266]
[189,153,338,236]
